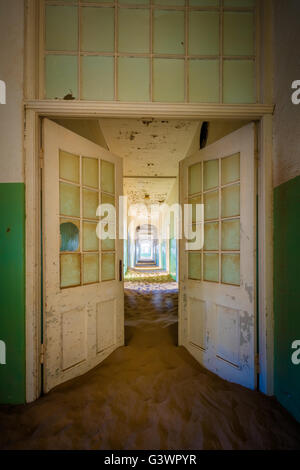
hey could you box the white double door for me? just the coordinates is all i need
[42,119,124,392]
[179,123,257,389]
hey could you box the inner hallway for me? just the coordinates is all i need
[0,270,299,450]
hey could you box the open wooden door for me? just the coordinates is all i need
[42,119,124,393]
[179,123,257,390]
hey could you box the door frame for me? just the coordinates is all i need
[24,105,274,402]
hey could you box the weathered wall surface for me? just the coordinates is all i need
[273,0,300,422]
[0,0,26,403]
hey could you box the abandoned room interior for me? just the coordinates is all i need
[0,0,299,450]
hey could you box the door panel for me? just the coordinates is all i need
[179,123,256,389]
[43,119,124,392]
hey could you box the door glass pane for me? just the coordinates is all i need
[101,253,115,281]
[223,60,255,104]
[189,11,219,55]
[82,157,98,189]
[222,254,240,285]
[221,219,240,251]
[82,56,114,101]
[189,60,219,103]
[204,222,219,251]
[153,10,185,55]
[221,184,240,218]
[118,8,149,53]
[188,252,201,280]
[204,159,219,191]
[153,59,184,102]
[101,160,115,194]
[60,182,80,217]
[221,153,240,186]
[45,55,78,99]
[224,12,254,56]
[83,253,99,284]
[83,222,99,251]
[59,151,79,183]
[101,193,115,207]
[203,253,219,282]
[81,7,114,52]
[204,190,219,220]
[45,6,78,51]
[60,219,80,252]
[60,253,81,288]
[83,189,99,219]
[188,163,202,196]
[118,57,150,102]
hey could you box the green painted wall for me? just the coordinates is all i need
[274,175,300,422]
[0,183,26,404]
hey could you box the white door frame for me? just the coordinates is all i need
[24,104,273,403]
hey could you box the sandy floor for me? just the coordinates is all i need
[0,276,299,450]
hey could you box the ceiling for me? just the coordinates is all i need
[99,118,200,205]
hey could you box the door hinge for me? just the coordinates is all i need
[39,149,44,169]
[40,344,44,364]
[255,353,260,374]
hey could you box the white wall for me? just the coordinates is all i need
[0,0,24,183]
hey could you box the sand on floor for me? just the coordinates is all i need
[0,278,299,450]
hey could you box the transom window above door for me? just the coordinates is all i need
[42,0,257,103]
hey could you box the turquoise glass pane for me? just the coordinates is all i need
[203,253,219,282]
[60,220,80,252]
[82,56,114,101]
[118,57,150,101]
[222,254,240,285]
[153,10,185,55]
[81,7,114,52]
[118,8,149,53]
[224,12,254,56]
[189,11,219,56]
[45,55,78,99]
[223,60,256,104]
[45,6,78,51]
[153,59,184,102]
[189,60,219,103]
